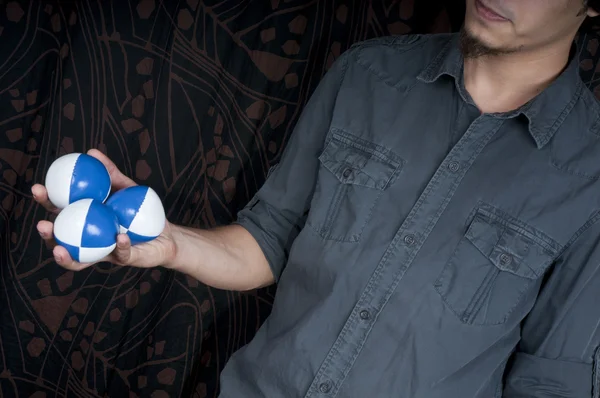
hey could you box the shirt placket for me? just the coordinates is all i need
[303,115,506,398]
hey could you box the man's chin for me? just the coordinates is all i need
[459,26,515,58]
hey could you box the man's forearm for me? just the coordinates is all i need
[167,224,275,291]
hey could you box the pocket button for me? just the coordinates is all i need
[319,381,332,393]
[448,161,460,172]
[404,234,416,246]
[499,252,512,266]
[342,167,353,178]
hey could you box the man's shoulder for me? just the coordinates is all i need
[348,32,453,51]
[342,33,455,88]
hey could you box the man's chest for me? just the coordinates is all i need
[298,77,600,329]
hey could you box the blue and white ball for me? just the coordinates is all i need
[105,185,166,245]
[53,198,119,263]
[45,152,111,209]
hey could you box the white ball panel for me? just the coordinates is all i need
[53,198,93,247]
[79,244,116,263]
[128,187,165,237]
[45,152,80,209]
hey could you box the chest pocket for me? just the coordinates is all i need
[434,207,558,326]
[306,129,403,243]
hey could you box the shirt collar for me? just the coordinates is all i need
[417,33,584,149]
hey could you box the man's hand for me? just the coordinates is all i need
[32,148,274,291]
[32,149,177,271]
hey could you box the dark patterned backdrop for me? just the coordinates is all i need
[1,1,599,397]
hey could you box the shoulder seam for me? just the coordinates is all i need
[350,35,427,91]
[350,34,422,50]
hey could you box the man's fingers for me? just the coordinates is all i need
[87,149,137,191]
[52,246,93,271]
[112,234,133,264]
[37,220,57,249]
[36,220,53,237]
[111,234,156,267]
[31,184,59,214]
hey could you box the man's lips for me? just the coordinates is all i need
[475,0,509,22]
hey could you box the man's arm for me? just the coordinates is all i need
[502,219,600,397]
[167,49,352,289]
[222,49,351,285]
[34,47,351,291]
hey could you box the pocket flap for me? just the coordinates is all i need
[465,210,556,279]
[318,130,403,190]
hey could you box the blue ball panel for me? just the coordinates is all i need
[128,230,156,245]
[81,201,119,248]
[55,237,81,262]
[70,154,111,204]
[105,185,148,229]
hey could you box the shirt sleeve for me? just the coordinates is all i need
[502,220,600,397]
[232,48,352,283]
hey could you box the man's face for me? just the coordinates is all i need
[462,0,594,57]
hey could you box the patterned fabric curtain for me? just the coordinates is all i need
[1,1,598,397]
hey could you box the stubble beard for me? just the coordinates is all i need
[459,25,519,59]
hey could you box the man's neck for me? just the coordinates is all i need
[463,42,573,114]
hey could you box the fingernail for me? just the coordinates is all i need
[54,255,61,263]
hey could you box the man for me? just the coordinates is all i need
[33,0,600,396]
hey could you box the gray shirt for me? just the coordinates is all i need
[219,32,600,397]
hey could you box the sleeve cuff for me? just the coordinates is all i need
[503,352,593,397]
[233,211,286,283]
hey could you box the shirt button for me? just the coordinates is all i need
[404,234,416,246]
[359,310,370,320]
[342,168,353,178]
[319,381,332,393]
[448,161,460,172]
[499,253,512,265]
